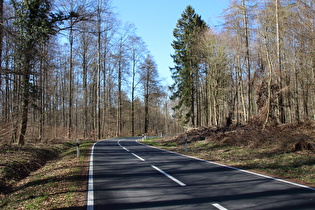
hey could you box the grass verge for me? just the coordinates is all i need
[0,141,94,209]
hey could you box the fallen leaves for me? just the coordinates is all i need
[1,142,93,209]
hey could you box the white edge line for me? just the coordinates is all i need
[87,142,97,210]
[136,140,315,191]
[132,153,145,161]
[213,203,228,210]
[151,165,186,187]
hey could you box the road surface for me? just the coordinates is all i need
[87,137,315,209]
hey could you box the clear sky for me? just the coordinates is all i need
[111,0,230,86]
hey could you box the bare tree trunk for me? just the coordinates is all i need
[18,70,30,145]
[131,67,136,136]
[96,1,101,139]
[294,58,300,122]
[196,85,201,127]
[190,63,195,127]
[102,34,108,138]
[82,33,88,139]
[242,0,251,120]
[144,86,149,134]
[276,0,285,124]
[68,24,73,138]
[117,43,123,136]
[263,43,273,129]
[4,52,10,123]
[39,49,44,142]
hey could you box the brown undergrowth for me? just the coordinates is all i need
[0,141,94,209]
[0,144,63,194]
[165,121,315,152]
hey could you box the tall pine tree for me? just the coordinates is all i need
[170,5,207,127]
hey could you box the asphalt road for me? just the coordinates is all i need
[87,137,315,210]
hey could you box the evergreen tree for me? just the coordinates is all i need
[12,0,57,145]
[170,5,207,127]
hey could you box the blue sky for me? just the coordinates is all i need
[112,0,229,86]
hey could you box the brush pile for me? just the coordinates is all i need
[166,121,315,153]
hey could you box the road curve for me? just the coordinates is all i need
[87,137,315,210]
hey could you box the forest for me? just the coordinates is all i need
[0,0,315,146]
[171,0,315,128]
[0,0,181,145]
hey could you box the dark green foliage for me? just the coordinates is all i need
[12,0,56,51]
[11,0,59,145]
[170,5,207,126]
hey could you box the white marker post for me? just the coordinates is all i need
[76,139,81,157]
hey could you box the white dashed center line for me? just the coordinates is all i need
[132,153,145,161]
[212,203,228,210]
[122,147,129,152]
[151,165,186,187]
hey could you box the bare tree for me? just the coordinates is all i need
[128,35,146,136]
[140,54,163,134]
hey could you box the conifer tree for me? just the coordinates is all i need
[12,0,56,145]
[170,5,207,127]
